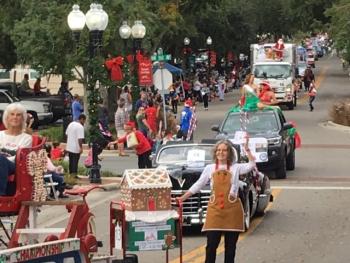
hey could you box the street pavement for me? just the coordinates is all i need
[39,54,350,262]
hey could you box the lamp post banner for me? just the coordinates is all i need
[138,58,153,86]
[210,50,217,66]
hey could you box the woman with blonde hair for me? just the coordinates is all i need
[178,138,255,263]
[0,103,32,195]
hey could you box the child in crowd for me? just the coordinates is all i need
[44,144,68,199]
[51,141,64,161]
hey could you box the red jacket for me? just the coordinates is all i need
[145,107,157,133]
[118,130,151,155]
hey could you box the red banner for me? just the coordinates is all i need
[138,58,153,86]
[210,51,217,66]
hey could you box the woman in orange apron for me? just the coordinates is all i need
[178,139,255,263]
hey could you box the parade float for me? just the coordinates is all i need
[0,144,182,263]
[0,135,110,262]
[111,169,183,263]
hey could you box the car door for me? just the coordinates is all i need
[277,111,292,155]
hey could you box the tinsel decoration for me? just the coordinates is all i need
[27,149,47,201]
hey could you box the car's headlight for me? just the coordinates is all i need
[267,136,282,145]
[43,104,50,113]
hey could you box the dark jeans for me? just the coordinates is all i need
[193,90,202,102]
[0,155,15,195]
[44,172,65,194]
[138,150,152,168]
[304,81,311,91]
[171,99,178,114]
[203,93,209,109]
[309,96,315,110]
[68,152,81,175]
[205,231,240,263]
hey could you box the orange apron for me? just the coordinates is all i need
[202,169,245,232]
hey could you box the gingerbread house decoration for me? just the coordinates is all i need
[121,169,172,211]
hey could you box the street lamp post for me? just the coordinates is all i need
[206,36,212,81]
[183,37,190,75]
[68,3,109,184]
[118,20,146,111]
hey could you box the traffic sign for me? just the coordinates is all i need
[151,48,172,62]
[153,68,173,94]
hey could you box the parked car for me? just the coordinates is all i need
[0,82,71,122]
[211,107,295,179]
[153,140,272,230]
[306,49,316,68]
[0,89,53,128]
[297,62,307,79]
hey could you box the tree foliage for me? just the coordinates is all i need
[325,0,350,62]
[0,0,346,72]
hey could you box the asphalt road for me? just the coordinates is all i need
[42,54,350,263]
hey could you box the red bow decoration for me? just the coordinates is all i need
[105,56,124,81]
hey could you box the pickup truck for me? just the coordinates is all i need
[0,82,71,122]
[0,89,53,128]
[212,107,295,179]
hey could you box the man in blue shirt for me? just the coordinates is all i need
[179,99,193,140]
[71,94,84,121]
[135,91,149,112]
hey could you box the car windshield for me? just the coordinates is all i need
[157,145,213,165]
[254,64,291,79]
[222,111,279,134]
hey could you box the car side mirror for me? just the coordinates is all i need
[283,123,293,130]
[211,124,220,132]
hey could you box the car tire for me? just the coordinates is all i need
[286,147,295,171]
[275,156,287,179]
[244,194,251,231]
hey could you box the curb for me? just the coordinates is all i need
[319,120,350,133]
[76,175,121,191]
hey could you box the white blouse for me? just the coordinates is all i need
[188,161,255,196]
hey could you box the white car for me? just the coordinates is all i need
[0,89,53,127]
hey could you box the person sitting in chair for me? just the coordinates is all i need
[0,103,32,196]
[44,144,68,199]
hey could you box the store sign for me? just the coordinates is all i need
[127,219,177,251]
[0,238,80,262]
[138,58,153,86]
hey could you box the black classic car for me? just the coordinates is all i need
[212,107,295,179]
[153,140,272,230]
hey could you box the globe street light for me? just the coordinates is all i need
[67,3,109,184]
[119,21,132,55]
[184,37,190,46]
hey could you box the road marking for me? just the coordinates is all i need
[299,66,328,103]
[170,189,282,263]
[272,186,350,190]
